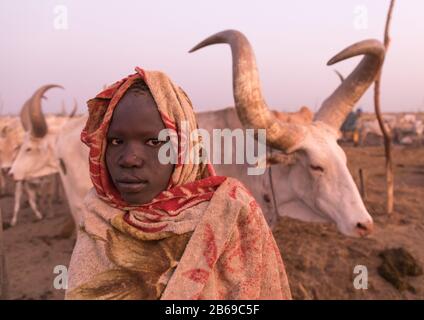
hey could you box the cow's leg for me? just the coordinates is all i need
[10,181,23,226]
[46,178,54,218]
[2,169,12,196]
[0,172,5,196]
[46,193,53,217]
[54,174,62,203]
[25,184,43,221]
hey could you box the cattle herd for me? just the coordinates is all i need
[0,29,423,299]
[1,30,422,234]
[356,114,423,146]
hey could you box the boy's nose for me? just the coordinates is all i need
[119,148,144,168]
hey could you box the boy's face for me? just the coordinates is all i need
[105,90,174,205]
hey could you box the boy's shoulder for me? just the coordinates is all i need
[218,176,257,205]
[216,177,269,230]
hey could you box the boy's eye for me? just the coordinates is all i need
[146,138,166,147]
[109,138,123,146]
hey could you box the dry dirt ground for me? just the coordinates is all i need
[0,145,423,300]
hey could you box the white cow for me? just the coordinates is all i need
[0,117,41,221]
[8,85,75,226]
[393,115,423,145]
[189,30,385,236]
[359,115,423,145]
[55,115,90,227]
[358,118,393,145]
[0,117,23,194]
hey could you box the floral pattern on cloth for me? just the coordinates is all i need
[66,178,292,300]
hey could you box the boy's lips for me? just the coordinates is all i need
[115,178,148,193]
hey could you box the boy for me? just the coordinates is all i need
[65,67,291,300]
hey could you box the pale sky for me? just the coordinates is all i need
[0,0,423,115]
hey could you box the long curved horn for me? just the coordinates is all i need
[19,100,31,131]
[20,94,49,132]
[69,98,78,118]
[190,30,305,152]
[28,84,63,137]
[314,40,385,129]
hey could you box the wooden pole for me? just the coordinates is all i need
[374,0,396,214]
[359,168,367,200]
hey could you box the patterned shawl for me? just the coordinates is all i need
[66,68,291,299]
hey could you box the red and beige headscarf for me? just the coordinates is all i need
[81,67,226,232]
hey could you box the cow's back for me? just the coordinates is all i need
[196,107,279,227]
[55,115,91,225]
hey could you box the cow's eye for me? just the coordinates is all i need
[310,164,324,172]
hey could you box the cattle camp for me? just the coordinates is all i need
[0,1,423,301]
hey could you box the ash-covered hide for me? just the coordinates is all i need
[197,108,282,227]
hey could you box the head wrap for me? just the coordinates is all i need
[81,67,226,232]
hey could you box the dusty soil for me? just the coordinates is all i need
[275,145,424,299]
[0,145,423,300]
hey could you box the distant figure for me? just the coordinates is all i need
[340,108,362,146]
